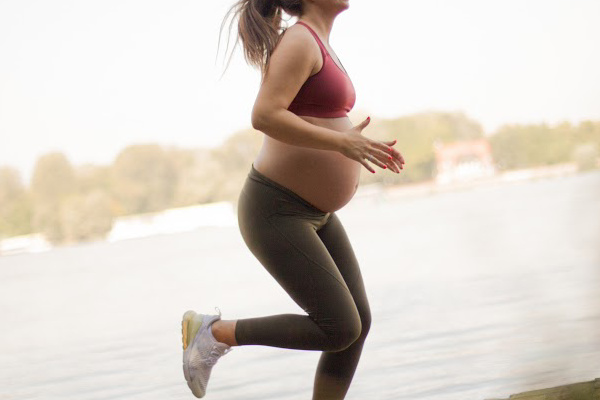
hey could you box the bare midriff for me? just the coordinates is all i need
[253,115,361,213]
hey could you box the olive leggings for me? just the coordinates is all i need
[235,164,371,400]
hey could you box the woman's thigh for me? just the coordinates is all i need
[237,181,360,330]
[316,212,371,329]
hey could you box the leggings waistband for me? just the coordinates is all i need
[248,163,328,214]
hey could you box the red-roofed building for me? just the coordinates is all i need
[433,139,496,185]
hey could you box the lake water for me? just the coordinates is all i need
[1,170,599,400]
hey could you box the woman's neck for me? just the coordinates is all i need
[298,16,335,44]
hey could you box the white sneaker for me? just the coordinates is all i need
[181,309,232,398]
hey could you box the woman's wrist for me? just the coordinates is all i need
[330,130,347,154]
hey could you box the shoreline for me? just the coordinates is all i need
[0,163,590,257]
[355,162,580,201]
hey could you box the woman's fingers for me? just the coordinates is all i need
[370,147,394,162]
[349,134,405,173]
[375,140,405,168]
[392,150,405,167]
[380,156,400,173]
[388,146,405,166]
[364,154,387,170]
[361,152,402,173]
[356,116,371,133]
[359,153,401,174]
[389,159,402,173]
[369,149,399,172]
[359,158,376,173]
[364,143,402,172]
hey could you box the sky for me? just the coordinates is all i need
[1,0,599,184]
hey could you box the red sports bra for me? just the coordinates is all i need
[287,21,356,118]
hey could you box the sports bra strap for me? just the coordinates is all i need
[296,21,327,60]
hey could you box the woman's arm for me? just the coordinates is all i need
[252,108,345,152]
[251,24,405,173]
[250,25,344,152]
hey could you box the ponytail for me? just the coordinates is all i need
[218,0,303,78]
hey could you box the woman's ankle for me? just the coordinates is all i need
[211,320,239,347]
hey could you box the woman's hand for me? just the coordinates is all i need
[339,116,406,173]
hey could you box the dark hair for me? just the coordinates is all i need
[218,0,303,79]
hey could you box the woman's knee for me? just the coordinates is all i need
[321,309,362,352]
[319,295,373,350]
[335,306,372,351]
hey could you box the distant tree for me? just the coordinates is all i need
[61,190,114,243]
[110,144,177,215]
[572,121,600,170]
[165,147,198,177]
[490,122,580,171]
[489,124,530,170]
[572,143,599,171]
[170,148,221,206]
[0,167,25,204]
[32,202,64,244]
[541,121,574,164]
[209,127,263,203]
[573,120,600,153]
[0,166,32,238]
[76,164,112,195]
[31,152,76,204]
[30,152,77,244]
[167,129,263,207]
[211,127,264,170]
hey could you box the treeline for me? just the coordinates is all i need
[0,127,262,245]
[1,112,598,245]
[358,112,600,186]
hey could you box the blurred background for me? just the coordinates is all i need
[0,0,599,399]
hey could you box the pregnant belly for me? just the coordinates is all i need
[253,116,361,212]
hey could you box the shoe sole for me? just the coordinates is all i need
[182,310,208,398]
[182,310,203,351]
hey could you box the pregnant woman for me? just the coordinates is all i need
[182,0,405,398]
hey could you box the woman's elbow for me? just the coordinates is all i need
[251,111,266,131]
[252,105,284,131]
[251,102,270,130]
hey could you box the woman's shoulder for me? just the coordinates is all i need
[275,23,322,59]
[278,23,319,49]
[281,22,309,36]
